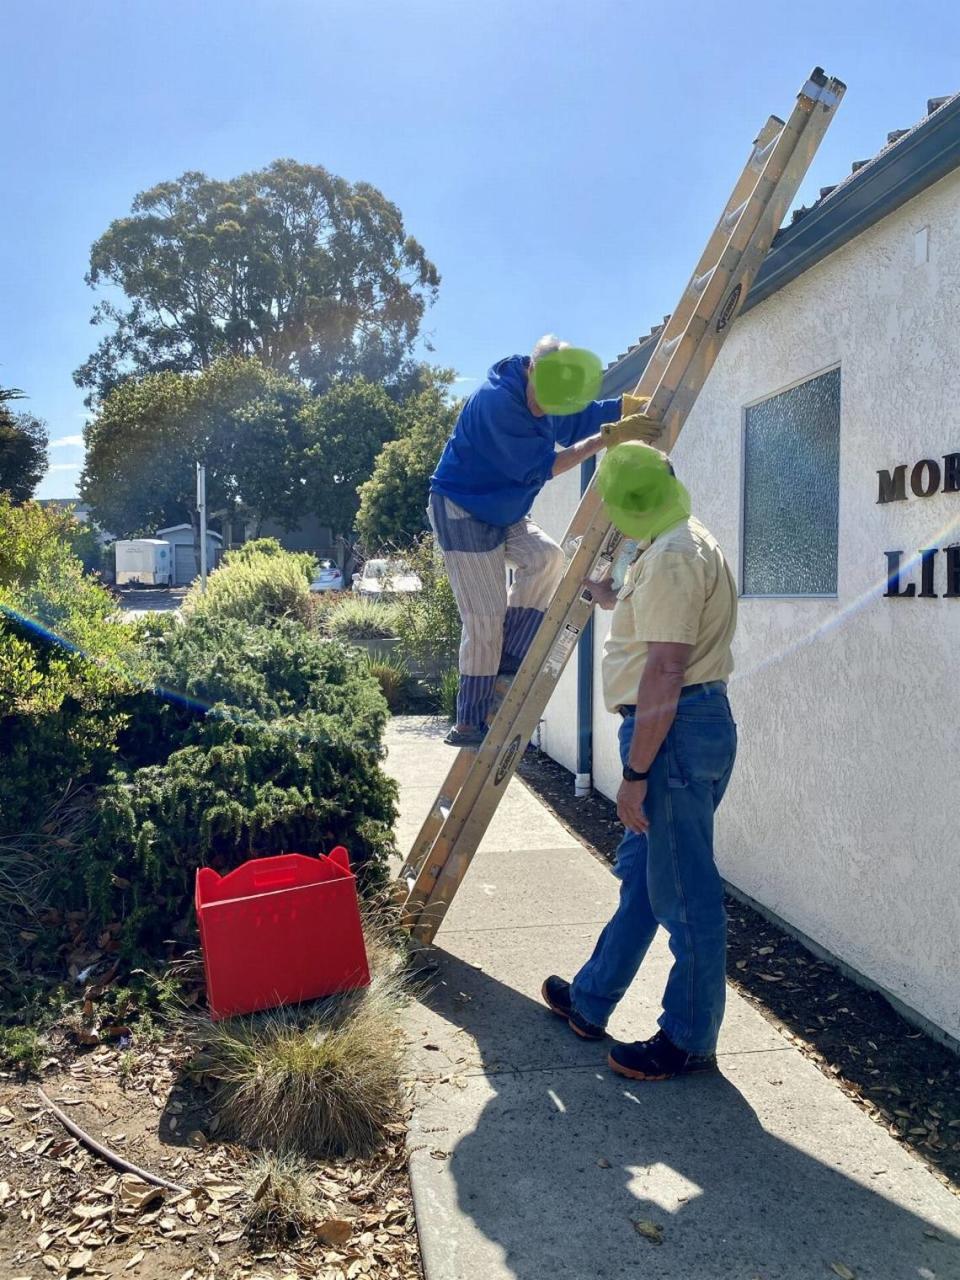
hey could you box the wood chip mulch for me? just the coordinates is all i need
[0,1031,423,1280]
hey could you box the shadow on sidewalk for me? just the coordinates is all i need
[417,950,960,1280]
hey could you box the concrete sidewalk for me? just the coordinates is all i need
[386,718,960,1280]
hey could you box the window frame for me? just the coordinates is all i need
[738,362,842,601]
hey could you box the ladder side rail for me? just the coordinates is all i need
[642,116,783,378]
[395,747,475,890]
[403,95,823,933]
[404,120,806,934]
[403,69,845,942]
[398,120,798,893]
[643,86,825,420]
[659,76,845,449]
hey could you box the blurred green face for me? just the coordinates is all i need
[597,442,691,541]
[530,347,603,415]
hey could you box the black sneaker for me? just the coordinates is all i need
[540,976,606,1041]
[443,724,487,749]
[608,1029,717,1081]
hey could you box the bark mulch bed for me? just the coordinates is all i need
[0,1033,422,1280]
[517,747,960,1196]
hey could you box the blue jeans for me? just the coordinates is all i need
[571,685,737,1055]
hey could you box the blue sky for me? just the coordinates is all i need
[3,0,958,500]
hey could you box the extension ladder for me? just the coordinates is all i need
[399,68,845,945]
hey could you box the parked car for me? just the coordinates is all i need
[310,560,345,592]
[352,558,422,597]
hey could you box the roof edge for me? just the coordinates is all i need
[743,93,960,313]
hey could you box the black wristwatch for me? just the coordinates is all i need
[622,764,650,782]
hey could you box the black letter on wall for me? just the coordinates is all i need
[945,545,960,598]
[877,465,907,503]
[884,550,916,598]
[911,459,941,497]
[919,548,939,598]
[943,453,960,494]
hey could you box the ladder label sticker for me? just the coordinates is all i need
[544,622,581,678]
[494,735,522,787]
[716,283,742,332]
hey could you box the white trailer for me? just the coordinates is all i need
[114,539,173,587]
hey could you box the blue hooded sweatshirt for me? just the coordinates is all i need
[430,355,622,527]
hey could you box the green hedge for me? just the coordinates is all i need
[1,505,397,968]
[77,613,397,955]
[79,709,397,955]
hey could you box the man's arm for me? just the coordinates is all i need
[627,641,692,772]
[553,391,651,448]
[552,432,605,477]
[551,393,660,477]
[618,640,692,834]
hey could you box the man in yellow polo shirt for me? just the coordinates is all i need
[542,441,739,1081]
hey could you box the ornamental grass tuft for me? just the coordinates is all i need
[186,929,409,1158]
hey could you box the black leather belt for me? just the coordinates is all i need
[617,681,727,717]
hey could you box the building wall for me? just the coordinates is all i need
[156,527,223,584]
[254,516,335,556]
[533,169,960,1042]
[529,470,581,774]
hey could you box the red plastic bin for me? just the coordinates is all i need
[195,849,370,1020]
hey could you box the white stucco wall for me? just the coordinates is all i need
[530,468,582,774]
[534,168,960,1041]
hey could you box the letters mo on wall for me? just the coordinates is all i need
[879,452,960,599]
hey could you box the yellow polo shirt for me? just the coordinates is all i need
[601,517,738,713]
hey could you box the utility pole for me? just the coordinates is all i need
[196,463,208,593]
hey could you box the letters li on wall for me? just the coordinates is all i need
[879,453,960,598]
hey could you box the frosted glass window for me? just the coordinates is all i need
[742,368,840,596]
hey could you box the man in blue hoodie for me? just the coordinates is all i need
[430,335,646,747]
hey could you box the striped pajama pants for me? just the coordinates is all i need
[428,493,565,728]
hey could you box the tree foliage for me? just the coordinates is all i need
[74,160,440,404]
[80,357,310,538]
[355,382,458,548]
[0,389,48,503]
[301,378,401,547]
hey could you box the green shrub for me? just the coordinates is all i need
[182,540,316,626]
[0,1026,43,1073]
[364,653,411,713]
[71,621,398,954]
[222,537,288,564]
[0,498,104,593]
[392,535,460,673]
[139,613,385,726]
[304,586,348,634]
[0,496,140,834]
[325,596,400,641]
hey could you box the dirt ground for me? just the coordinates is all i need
[0,1032,422,1280]
[517,747,960,1195]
